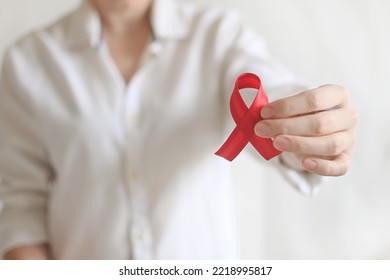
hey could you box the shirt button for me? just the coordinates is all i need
[136,234,144,241]
[149,41,162,56]
[129,171,139,181]
[132,231,144,241]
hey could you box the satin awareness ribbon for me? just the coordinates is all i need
[215,73,281,161]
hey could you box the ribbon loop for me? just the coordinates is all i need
[215,73,281,161]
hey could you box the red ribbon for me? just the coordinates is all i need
[215,73,281,161]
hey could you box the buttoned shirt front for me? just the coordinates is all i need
[0,0,321,259]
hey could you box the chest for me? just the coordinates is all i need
[104,29,152,84]
[33,43,224,173]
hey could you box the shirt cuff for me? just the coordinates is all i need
[0,206,48,259]
[269,153,328,196]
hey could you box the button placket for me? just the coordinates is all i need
[121,43,161,259]
[128,169,153,259]
[123,111,153,259]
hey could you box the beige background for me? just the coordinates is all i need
[1,0,389,259]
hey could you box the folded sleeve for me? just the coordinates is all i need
[0,49,52,258]
[218,10,325,194]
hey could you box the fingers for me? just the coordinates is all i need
[273,130,355,156]
[261,85,350,119]
[271,125,355,176]
[302,152,350,176]
[256,84,357,177]
[255,107,357,138]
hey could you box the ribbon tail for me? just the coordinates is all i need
[249,135,281,160]
[215,127,249,161]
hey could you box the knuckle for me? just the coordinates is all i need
[337,159,350,175]
[345,129,357,150]
[313,116,330,135]
[329,136,344,155]
[350,109,359,126]
[280,123,290,135]
[279,99,291,116]
[292,138,308,153]
[338,85,350,99]
[274,120,290,135]
[331,154,350,176]
[334,84,347,92]
[329,84,350,100]
[351,131,357,146]
[306,91,323,110]
[325,164,334,176]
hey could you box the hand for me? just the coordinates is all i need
[254,85,358,176]
[4,244,50,260]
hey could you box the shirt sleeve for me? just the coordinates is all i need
[218,10,325,195]
[0,49,52,258]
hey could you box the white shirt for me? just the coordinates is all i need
[0,0,321,259]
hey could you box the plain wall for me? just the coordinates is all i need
[1,0,389,259]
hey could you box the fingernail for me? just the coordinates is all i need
[255,123,271,137]
[274,137,290,151]
[303,159,318,170]
[261,107,275,119]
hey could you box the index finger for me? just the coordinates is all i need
[261,85,350,119]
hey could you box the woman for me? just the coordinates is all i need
[0,0,357,259]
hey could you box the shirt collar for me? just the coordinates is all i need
[151,0,190,40]
[61,0,101,49]
[63,0,190,49]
